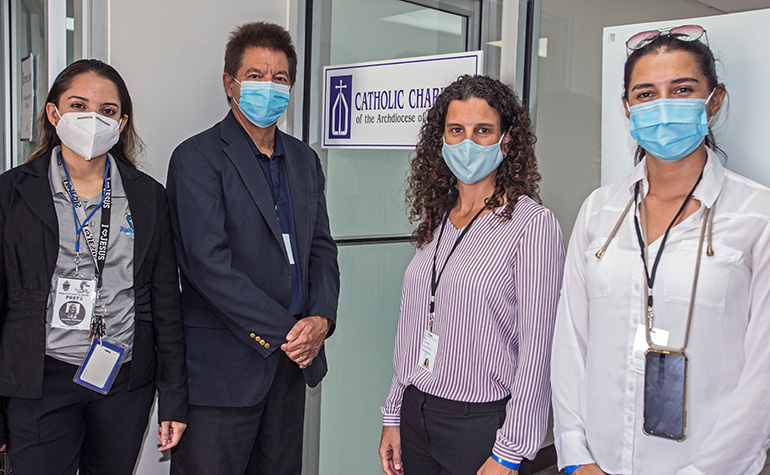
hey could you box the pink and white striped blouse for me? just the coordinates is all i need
[382,195,565,464]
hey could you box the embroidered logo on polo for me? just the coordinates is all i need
[120,213,134,236]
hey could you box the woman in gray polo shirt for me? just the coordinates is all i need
[0,59,188,474]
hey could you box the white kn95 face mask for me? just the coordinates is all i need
[54,106,122,160]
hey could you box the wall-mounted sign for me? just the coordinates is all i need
[20,54,34,142]
[322,51,483,149]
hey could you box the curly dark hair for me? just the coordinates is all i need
[407,74,540,247]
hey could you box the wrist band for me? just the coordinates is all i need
[491,454,520,470]
[565,465,582,474]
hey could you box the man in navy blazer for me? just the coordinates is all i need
[166,22,339,474]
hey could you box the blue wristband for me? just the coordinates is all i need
[565,465,582,474]
[491,454,520,470]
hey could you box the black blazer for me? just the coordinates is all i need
[0,153,188,428]
[166,111,340,407]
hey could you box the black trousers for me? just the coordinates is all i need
[170,352,305,475]
[5,356,155,475]
[400,385,531,475]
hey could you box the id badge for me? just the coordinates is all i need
[51,275,97,331]
[418,330,439,373]
[631,324,669,373]
[282,233,295,265]
[643,349,687,441]
[73,338,127,394]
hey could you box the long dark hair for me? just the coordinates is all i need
[624,34,721,163]
[407,75,540,247]
[28,59,142,167]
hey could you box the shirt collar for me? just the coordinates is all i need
[625,147,725,207]
[48,145,127,199]
[694,147,724,207]
[49,146,68,196]
[236,121,284,160]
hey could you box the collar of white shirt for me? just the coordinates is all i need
[626,146,725,208]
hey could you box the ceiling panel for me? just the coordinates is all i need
[694,0,770,13]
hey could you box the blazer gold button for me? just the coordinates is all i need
[259,340,265,346]
[250,333,256,339]
[264,343,270,349]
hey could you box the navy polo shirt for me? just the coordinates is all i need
[239,124,304,316]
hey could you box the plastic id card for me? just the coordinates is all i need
[51,275,97,331]
[418,329,439,373]
[73,338,127,394]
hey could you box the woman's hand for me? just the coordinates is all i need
[378,426,404,475]
[477,456,517,474]
[156,421,187,451]
[574,464,608,475]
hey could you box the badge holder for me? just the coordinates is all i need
[418,329,439,373]
[73,336,127,395]
[73,295,122,395]
[51,265,98,332]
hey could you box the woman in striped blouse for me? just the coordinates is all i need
[379,75,565,475]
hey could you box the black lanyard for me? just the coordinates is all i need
[258,155,282,211]
[59,155,112,289]
[633,172,702,310]
[429,205,486,330]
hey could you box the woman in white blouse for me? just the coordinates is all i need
[552,25,770,475]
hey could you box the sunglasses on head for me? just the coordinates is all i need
[626,24,708,52]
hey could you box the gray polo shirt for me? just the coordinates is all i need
[46,146,136,365]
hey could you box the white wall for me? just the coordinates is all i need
[108,0,293,183]
[602,9,770,187]
[532,0,721,240]
[105,1,294,473]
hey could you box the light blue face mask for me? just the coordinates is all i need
[628,92,713,162]
[441,134,505,185]
[233,78,291,128]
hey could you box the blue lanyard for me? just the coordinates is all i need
[59,154,110,253]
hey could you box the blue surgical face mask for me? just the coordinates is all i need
[441,134,505,185]
[628,91,714,162]
[233,78,291,128]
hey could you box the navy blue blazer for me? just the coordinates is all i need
[167,112,340,407]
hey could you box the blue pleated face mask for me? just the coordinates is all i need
[628,91,714,162]
[441,134,505,185]
[233,78,291,128]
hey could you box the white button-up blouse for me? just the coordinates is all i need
[552,149,770,475]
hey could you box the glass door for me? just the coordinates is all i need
[306,1,502,473]
[10,0,50,166]
[3,0,73,170]
[1,0,82,172]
